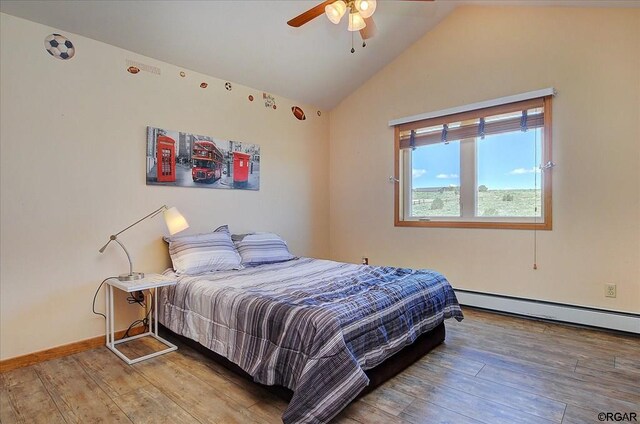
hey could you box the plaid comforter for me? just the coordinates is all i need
[159,258,463,423]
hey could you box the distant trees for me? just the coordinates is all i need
[431,198,444,210]
[478,185,488,192]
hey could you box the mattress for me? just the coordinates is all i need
[159,257,463,423]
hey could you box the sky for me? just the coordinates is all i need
[411,129,542,190]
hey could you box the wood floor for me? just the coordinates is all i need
[1,307,638,424]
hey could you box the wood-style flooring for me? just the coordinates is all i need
[1,307,638,423]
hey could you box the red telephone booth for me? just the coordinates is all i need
[156,135,176,183]
[232,151,250,187]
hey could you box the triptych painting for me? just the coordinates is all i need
[146,126,260,190]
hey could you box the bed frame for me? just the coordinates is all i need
[159,322,445,401]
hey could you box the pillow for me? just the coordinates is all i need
[214,224,230,234]
[231,232,251,242]
[165,231,242,275]
[162,225,228,243]
[234,233,295,265]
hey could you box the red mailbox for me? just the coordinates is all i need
[156,135,176,183]
[232,151,251,187]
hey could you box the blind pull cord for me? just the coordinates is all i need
[478,117,486,139]
[441,124,449,144]
[409,130,416,151]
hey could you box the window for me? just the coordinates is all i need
[393,93,553,229]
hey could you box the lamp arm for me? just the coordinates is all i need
[112,205,168,237]
[97,204,176,281]
[98,238,113,253]
[113,238,134,277]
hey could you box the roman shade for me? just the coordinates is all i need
[398,97,547,150]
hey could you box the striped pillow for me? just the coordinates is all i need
[165,232,242,275]
[234,233,295,266]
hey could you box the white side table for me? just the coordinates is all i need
[105,274,177,364]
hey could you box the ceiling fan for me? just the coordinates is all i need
[287,0,434,52]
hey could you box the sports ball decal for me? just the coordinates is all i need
[180,71,186,77]
[292,106,306,121]
[200,82,208,88]
[225,82,232,91]
[263,93,276,109]
[44,34,75,60]
[127,66,140,74]
[317,111,322,117]
[248,95,254,102]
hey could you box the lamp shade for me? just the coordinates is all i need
[163,207,189,235]
[354,0,376,19]
[325,0,347,24]
[348,11,366,32]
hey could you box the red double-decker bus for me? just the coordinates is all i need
[192,140,223,183]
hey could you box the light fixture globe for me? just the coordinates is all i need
[354,0,376,19]
[348,11,366,32]
[325,0,347,24]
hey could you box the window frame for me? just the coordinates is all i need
[393,96,553,230]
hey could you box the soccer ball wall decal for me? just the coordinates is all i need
[44,34,75,60]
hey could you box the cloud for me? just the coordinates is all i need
[412,169,427,178]
[436,173,459,179]
[508,167,540,175]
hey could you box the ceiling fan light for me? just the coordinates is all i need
[348,11,366,32]
[355,0,376,19]
[325,0,347,24]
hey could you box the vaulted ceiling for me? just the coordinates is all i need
[1,0,637,109]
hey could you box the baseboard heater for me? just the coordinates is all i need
[454,289,640,335]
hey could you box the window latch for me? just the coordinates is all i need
[389,176,400,183]
[540,161,556,170]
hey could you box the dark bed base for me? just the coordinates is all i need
[159,322,445,402]
[159,322,445,401]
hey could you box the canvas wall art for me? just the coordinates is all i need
[146,126,260,190]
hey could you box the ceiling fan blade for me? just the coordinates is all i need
[287,0,336,27]
[360,16,377,40]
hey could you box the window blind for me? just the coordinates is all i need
[397,97,548,150]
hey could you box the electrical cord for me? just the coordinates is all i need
[121,291,153,340]
[126,291,146,307]
[92,278,154,340]
[92,277,118,319]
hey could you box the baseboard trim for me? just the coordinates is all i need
[454,289,640,335]
[0,326,146,373]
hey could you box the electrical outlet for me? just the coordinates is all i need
[605,284,616,298]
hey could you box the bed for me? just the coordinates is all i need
[159,257,463,424]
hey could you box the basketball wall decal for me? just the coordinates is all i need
[291,106,306,121]
[248,95,254,102]
[44,34,75,60]
[200,82,208,88]
[127,66,140,74]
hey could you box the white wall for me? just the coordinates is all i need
[329,7,640,313]
[0,13,330,360]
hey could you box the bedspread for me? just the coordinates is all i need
[159,257,463,423]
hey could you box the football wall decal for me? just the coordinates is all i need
[44,34,75,60]
[291,106,306,121]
